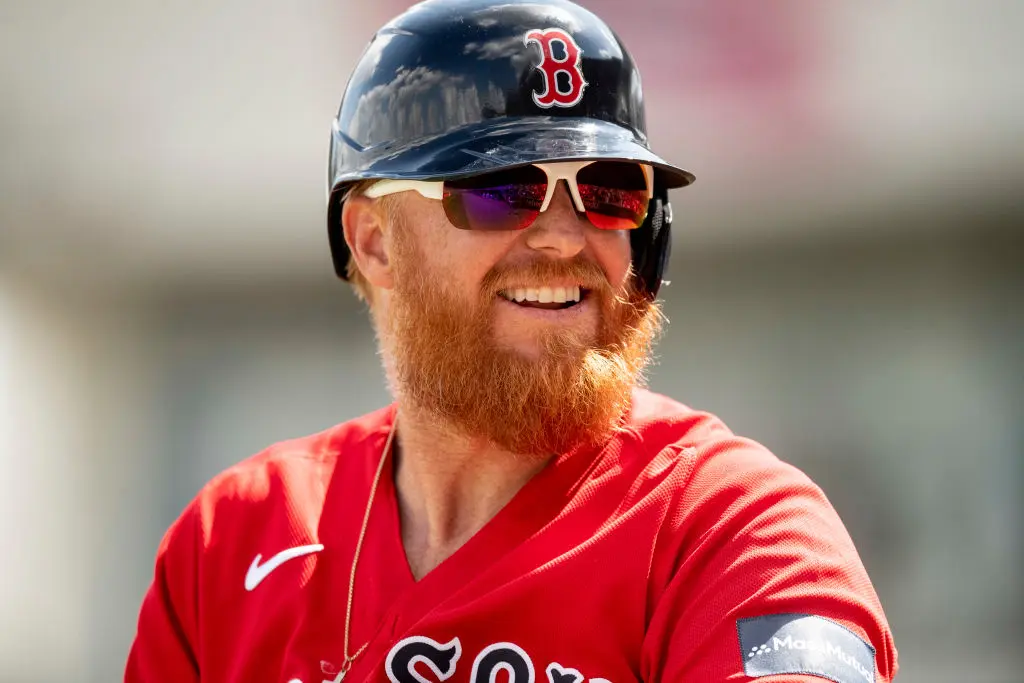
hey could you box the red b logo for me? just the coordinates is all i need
[525,28,588,108]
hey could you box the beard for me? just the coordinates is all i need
[380,223,662,458]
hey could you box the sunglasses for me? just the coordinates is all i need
[362,160,654,232]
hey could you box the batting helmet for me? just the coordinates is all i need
[326,0,695,298]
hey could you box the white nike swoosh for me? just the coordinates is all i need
[244,543,325,591]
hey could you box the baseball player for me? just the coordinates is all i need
[126,1,899,682]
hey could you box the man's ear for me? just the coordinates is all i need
[342,196,395,290]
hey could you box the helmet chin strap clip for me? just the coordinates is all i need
[630,187,674,300]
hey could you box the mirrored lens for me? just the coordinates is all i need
[442,166,547,231]
[577,162,650,230]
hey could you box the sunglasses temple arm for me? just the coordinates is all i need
[363,179,444,200]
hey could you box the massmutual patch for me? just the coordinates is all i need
[736,614,876,683]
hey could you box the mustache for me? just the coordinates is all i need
[479,255,613,295]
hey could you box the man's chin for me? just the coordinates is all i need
[492,330,594,362]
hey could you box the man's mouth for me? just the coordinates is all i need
[497,285,586,310]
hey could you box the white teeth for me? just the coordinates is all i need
[500,286,583,303]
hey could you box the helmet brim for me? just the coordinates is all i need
[329,116,694,193]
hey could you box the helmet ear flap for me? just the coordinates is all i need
[630,185,673,299]
[327,188,351,280]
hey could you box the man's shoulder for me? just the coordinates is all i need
[628,387,734,442]
[625,392,898,683]
[624,388,809,495]
[187,404,396,535]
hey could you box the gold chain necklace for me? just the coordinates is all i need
[330,417,397,683]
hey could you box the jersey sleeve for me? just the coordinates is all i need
[125,500,202,682]
[640,439,898,683]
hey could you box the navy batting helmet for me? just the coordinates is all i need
[326,0,694,298]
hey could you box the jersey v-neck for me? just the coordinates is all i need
[340,409,606,683]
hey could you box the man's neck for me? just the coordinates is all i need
[392,404,552,581]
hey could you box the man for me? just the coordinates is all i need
[127,0,898,681]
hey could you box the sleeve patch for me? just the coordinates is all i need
[736,614,876,683]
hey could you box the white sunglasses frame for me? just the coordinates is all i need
[361,160,654,215]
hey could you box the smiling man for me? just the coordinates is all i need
[126,1,898,682]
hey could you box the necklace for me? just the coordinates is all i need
[331,416,397,682]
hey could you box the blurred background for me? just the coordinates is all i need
[1,0,1021,681]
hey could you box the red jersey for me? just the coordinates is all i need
[126,390,898,683]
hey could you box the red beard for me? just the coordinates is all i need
[382,230,662,458]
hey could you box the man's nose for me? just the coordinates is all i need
[523,182,587,258]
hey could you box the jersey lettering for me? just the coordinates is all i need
[385,636,462,683]
[384,637,607,683]
[470,642,535,683]
[525,28,588,108]
[546,663,584,683]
